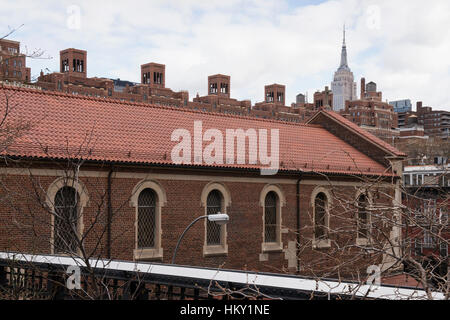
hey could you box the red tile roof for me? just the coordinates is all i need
[0,85,395,176]
[308,109,406,157]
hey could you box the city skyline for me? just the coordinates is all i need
[1,0,449,111]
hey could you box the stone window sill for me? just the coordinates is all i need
[134,248,163,261]
[356,238,370,246]
[262,242,283,253]
[203,244,228,257]
[313,239,331,249]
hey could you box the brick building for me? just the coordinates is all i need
[398,115,426,139]
[5,39,411,141]
[313,86,333,110]
[252,84,305,123]
[29,43,376,128]
[288,88,334,123]
[0,84,406,277]
[341,78,399,142]
[393,101,450,141]
[191,74,251,115]
[416,102,450,139]
[0,39,31,83]
[37,48,189,108]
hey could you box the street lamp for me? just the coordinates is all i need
[171,213,229,264]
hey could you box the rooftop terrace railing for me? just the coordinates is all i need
[0,252,444,300]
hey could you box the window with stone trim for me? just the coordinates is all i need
[137,188,157,249]
[264,191,278,243]
[206,190,223,245]
[54,186,79,254]
[314,192,328,240]
[357,194,369,239]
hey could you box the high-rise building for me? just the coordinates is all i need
[331,26,357,111]
[416,102,450,138]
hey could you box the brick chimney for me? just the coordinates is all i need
[416,101,423,113]
[360,77,365,99]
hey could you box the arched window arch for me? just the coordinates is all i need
[130,180,166,261]
[201,182,230,256]
[314,192,328,240]
[264,192,278,243]
[47,177,89,255]
[54,186,79,254]
[355,191,372,245]
[206,190,223,246]
[137,188,157,249]
[260,184,285,252]
[311,187,331,248]
[357,194,368,239]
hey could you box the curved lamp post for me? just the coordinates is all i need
[171,213,229,264]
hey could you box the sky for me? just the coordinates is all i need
[1,0,450,111]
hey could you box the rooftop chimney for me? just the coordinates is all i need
[360,77,365,99]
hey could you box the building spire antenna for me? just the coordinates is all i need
[343,24,346,46]
[339,23,348,69]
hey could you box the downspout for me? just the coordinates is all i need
[296,173,303,273]
[107,166,113,259]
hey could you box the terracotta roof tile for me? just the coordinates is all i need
[310,109,406,157]
[0,86,395,176]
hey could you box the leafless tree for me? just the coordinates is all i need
[1,25,52,83]
[281,160,449,300]
[0,25,447,299]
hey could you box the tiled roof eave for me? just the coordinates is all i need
[2,154,399,178]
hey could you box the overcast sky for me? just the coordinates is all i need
[1,0,449,111]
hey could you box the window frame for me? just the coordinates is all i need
[47,177,89,255]
[130,180,167,261]
[311,187,332,249]
[355,191,373,246]
[53,186,80,254]
[201,182,231,257]
[137,188,158,249]
[260,184,286,253]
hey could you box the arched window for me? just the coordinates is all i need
[260,185,285,252]
[131,181,166,261]
[357,194,369,239]
[54,186,79,254]
[206,190,223,245]
[314,192,328,240]
[201,182,230,256]
[264,191,278,243]
[137,188,157,249]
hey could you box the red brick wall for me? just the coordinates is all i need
[0,167,395,277]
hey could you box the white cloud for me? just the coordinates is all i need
[1,0,449,110]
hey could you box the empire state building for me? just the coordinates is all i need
[331,27,357,111]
